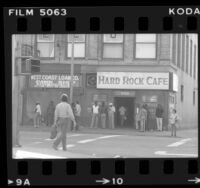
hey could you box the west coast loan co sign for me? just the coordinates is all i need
[97,72,169,90]
[30,74,81,88]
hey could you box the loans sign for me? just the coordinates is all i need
[97,72,169,90]
[30,74,81,88]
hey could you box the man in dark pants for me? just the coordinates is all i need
[53,94,76,151]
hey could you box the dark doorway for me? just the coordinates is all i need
[114,97,135,128]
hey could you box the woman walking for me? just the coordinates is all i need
[53,94,76,151]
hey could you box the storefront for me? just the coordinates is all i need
[84,71,178,129]
[22,73,83,125]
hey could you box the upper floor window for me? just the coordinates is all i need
[37,35,55,58]
[135,34,156,59]
[67,34,85,58]
[103,34,123,59]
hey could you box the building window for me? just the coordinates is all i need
[190,40,193,77]
[177,34,181,68]
[67,34,86,58]
[186,36,189,74]
[135,34,156,59]
[37,35,55,58]
[172,34,177,65]
[181,85,184,102]
[103,34,123,59]
[181,34,185,71]
[193,90,196,105]
[21,44,33,56]
[193,45,197,79]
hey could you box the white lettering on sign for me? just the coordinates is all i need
[97,72,169,90]
[30,74,81,88]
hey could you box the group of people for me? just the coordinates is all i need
[135,104,164,132]
[136,104,179,137]
[90,101,116,129]
[33,100,81,132]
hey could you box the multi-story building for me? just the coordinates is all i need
[13,34,198,129]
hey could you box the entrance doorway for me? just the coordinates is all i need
[114,97,135,128]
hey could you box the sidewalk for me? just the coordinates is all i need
[19,125,198,138]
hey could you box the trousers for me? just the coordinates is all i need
[156,117,163,131]
[53,118,70,150]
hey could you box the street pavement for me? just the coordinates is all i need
[13,126,198,159]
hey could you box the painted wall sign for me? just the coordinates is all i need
[97,72,169,90]
[30,74,81,88]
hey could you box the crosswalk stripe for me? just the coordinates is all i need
[167,138,192,147]
[14,150,65,159]
[77,135,121,144]
[78,139,96,143]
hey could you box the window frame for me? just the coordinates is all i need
[193,90,196,105]
[36,34,55,59]
[102,34,124,60]
[181,85,184,102]
[65,34,86,59]
[134,34,157,60]
[181,34,186,71]
[190,39,193,77]
[193,45,197,79]
[185,35,189,74]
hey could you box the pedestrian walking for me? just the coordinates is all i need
[156,104,164,131]
[53,94,76,151]
[46,101,55,127]
[90,101,99,128]
[71,102,78,131]
[99,101,107,129]
[135,105,141,130]
[169,109,179,137]
[34,102,41,128]
[108,103,115,129]
[75,101,81,131]
[119,106,126,127]
[140,105,147,132]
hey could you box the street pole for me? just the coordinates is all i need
[70,34,75,103]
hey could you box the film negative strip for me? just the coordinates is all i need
[3,3,200,186]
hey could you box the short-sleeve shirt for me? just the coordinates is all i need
[119,107,126,115]
[92,105,99,114]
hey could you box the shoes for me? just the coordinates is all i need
[52,145,58,150]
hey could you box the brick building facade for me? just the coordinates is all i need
[12,34,198,129]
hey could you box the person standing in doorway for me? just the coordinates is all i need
[108,103,116,129]
[75,101,81,131]
[156,104,164,131]
[53,94,76,151]
[119,106,126,127]
[169,109,178,137]
[46,101,55,127]
[90,101,99,128]
[99,101,107,129]
[140,105,147,132]
[34,102,41,128]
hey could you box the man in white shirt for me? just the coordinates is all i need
[90,101,99,128]
[75,101,81,131]
[53,94,76,151]
[108,103,116,129]
[34,102,41,128]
